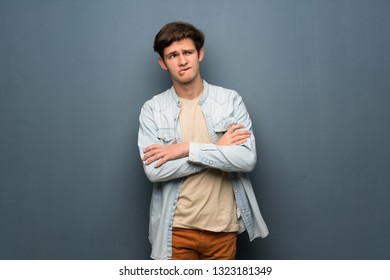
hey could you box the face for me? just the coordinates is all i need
[158,38,204,86]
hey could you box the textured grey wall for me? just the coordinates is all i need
[1,0,389,259]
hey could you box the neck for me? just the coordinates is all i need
[173,75,204,100]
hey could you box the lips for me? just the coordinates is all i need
[179,67,190,75]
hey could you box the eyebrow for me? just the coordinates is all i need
[166,51,179,57]
[165,48,195,57]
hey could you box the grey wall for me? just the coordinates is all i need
[1,0,389,260]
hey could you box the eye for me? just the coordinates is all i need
[168,53,177,59]
[184,50,194,55]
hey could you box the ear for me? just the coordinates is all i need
[198,48,205,62]
[158,57,168,70]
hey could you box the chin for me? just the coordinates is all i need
[175,77,195,85]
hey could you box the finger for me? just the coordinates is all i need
[143,153,151,161]
[234,129,250,135]
[227,124,244,134]
[154,158,166,168]
[144,152,163,165]
[143,144,160,153]
[144,156,155,165]
[232,130,250,140]
[232,135,249,144]
[143,150,156,161]
[236,139,248,145]
[143,144,164,160]
[233,129,251,139]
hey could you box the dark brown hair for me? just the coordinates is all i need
[153,21,205,58]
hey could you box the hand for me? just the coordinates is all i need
[143,142,189,168]
[216,124,251,146]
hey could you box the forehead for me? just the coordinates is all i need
[164,38,196,54]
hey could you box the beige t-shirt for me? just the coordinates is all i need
[172,95,239,232]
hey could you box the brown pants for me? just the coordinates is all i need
[172,228,237,260]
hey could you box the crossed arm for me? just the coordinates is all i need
[143,124,251,168]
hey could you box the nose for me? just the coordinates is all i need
[178,54,187,66]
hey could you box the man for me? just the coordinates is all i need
[138,22,268,260]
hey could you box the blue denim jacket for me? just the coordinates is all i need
[138,81,269,259]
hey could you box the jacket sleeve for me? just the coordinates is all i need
[138,101,205,183]
[188,93,257,172]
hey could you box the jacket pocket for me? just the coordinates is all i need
[213,117,237,133]
[157,128,177,144]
